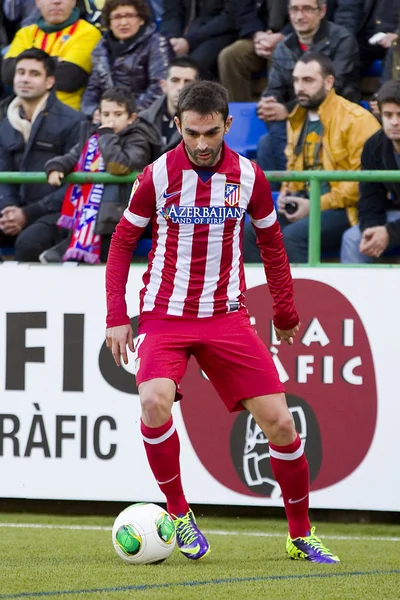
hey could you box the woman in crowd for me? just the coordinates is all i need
[81,0,171,118]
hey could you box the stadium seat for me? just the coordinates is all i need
[134,237,152,256]
[361,59,383,78]
[225,102,267,160]
[0,246,15,257]
[360,100,371,111]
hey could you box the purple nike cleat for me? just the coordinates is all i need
[171,509,211,560]
[286,527,340,563]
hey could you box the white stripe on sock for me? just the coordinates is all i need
[269,441,304,461]
[142,422,176,445]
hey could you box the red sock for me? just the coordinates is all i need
[269,434,311,539]
[140,416,189,517]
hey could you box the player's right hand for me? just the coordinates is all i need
[274,323,300,345]
[106,324,134,367]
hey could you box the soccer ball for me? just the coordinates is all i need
[112,503,176,564]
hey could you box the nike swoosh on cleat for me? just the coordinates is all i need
[180,544,201,555]
[288,494,308,504]
[162,190,181,199]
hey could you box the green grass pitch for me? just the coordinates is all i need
[0,512,399,599]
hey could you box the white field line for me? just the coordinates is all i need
[0,522,399,542]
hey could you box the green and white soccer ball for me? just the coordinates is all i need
[112,503,176,564]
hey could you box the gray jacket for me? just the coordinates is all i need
[137,95,182,160]
[44,119,159,234]
[263,19,360,111]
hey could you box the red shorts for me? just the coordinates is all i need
[135,309,285,412]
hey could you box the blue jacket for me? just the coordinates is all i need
[0,91,85,224]
[81,23,171,117]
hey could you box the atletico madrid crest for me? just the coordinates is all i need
[224,183,240,206]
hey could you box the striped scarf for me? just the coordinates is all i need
[58,134,104,264]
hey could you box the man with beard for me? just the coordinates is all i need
[243,52,380,263]
[256,0,359,188]
[105,80,341,565]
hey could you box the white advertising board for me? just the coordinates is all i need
[0,265,398,511]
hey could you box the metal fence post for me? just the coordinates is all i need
[308,177,321,266]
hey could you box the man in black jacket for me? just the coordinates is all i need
[218,0,290,102]
[160,0,237,79]
[138,56,199,159]
[257,0,359,188]
[326,0,363,36]
[342,0,400,73]
[0,48,85,261]
[341,80,400,263]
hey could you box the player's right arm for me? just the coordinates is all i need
[105,165,156,363]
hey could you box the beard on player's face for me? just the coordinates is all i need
[185,139,224,167]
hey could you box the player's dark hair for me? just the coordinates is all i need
[166,56,200,80]
[288,0,326,6]
[102,0,151,28]
[15,48,56,77]
[377,80,400,111]
[297,52,335,79]
[100,87,137,114]
[176,81,229,122]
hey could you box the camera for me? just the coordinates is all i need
[284,200,298,215]
[284,189,309,215]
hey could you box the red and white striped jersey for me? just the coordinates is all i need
[106,142,299,330]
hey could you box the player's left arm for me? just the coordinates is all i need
[247,164,300,335]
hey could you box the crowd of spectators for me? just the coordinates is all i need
[0,0,399,264]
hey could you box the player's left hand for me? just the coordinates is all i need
[359,226,389,258]
[106,324,134,367]
[274,323,300,345]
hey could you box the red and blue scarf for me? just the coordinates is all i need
[58,134,104,264]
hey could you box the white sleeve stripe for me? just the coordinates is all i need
[123,208,151,228]
[250,209,277,229]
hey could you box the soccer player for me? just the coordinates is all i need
[105,80,339,564]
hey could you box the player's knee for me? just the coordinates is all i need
[140,387,173,427]
[268,413,296,445]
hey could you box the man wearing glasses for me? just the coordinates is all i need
[256,0,359,188]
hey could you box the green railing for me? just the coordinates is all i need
[266,170,400,266]
[2,170,400,266]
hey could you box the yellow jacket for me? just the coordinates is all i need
[6,19,101,111]
[283,89,381,226]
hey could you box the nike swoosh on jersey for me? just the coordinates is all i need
[288,494,308,504]
[162,190,181,199]
[179,544,201,555]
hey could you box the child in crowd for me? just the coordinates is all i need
[43,86,158,263]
